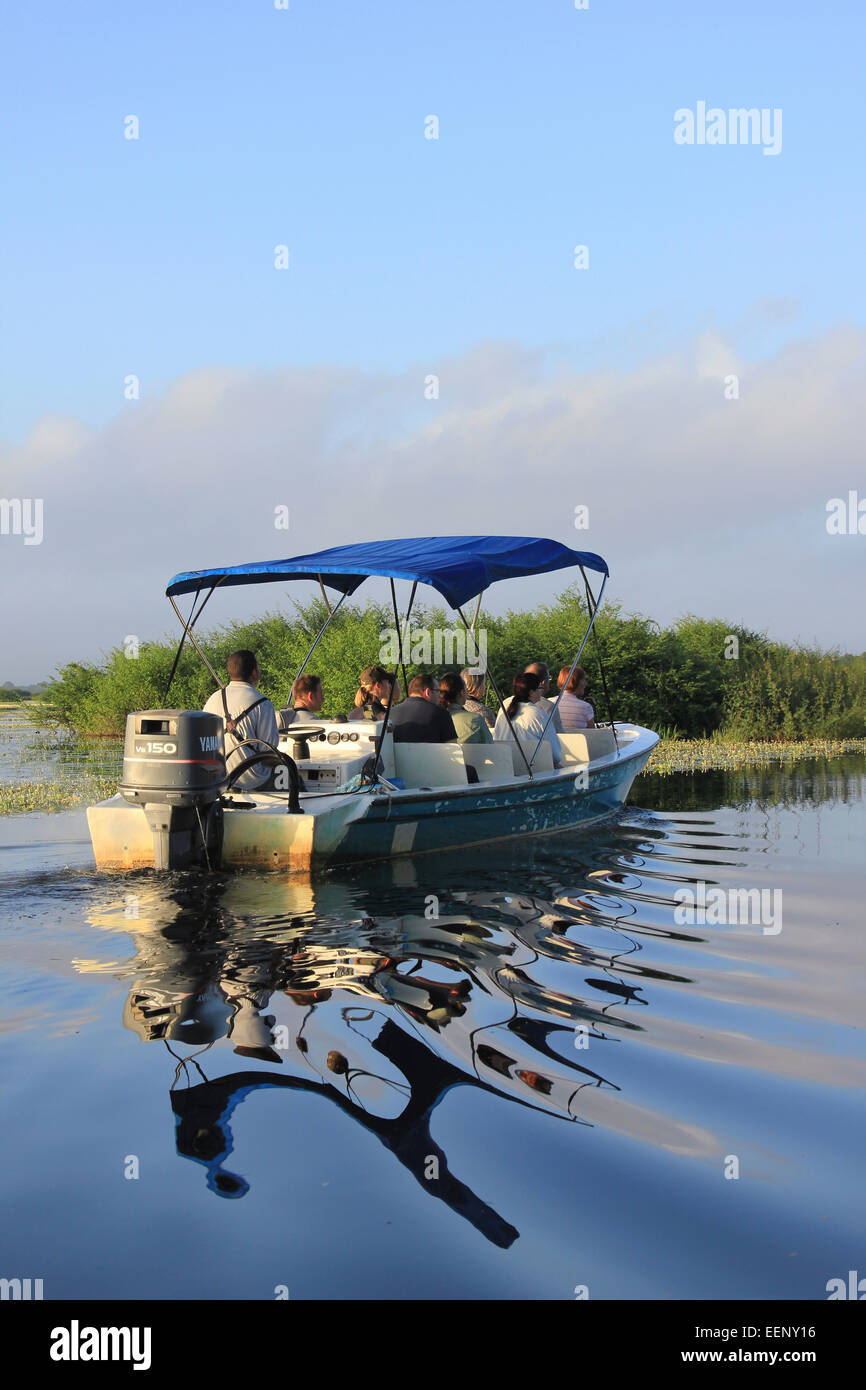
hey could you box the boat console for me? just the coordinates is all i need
[278,721,395,791]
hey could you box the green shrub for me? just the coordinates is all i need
[34,591,866,742]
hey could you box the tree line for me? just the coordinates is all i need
[34,588,866,741]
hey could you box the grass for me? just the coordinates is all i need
[2,701,865,811]
[0,705,121,814]
[2,737,865,813]
[0,775,119,815]
[643,736,866,776]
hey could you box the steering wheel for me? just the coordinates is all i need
[224,736,302,813]
[280,725,328,763]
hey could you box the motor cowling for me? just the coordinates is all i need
[120,711,227,869]
[120,710,226,805]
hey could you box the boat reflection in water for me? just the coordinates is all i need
[85,841,712,1248]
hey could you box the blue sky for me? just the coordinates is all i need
[3,0,863,432]
[1,0,864,675]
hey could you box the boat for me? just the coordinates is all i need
[86,535,659,872]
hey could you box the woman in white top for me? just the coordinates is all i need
[555,665,595,732]
[493,672,563,768]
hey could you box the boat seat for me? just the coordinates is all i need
[462,743,515,783]
[393,741,469,789]
[376,729,396,779]
[558,728,617,763]
[510,739,554,775]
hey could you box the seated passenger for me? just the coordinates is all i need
[348,665,396,721]
[525,660,564,733]
[278,674,324,730]
[460,668,496,728]
[556,666,596,731]
[439,672,493,744]
[387,673,457,743]
[203,649,280,791]
[493,672,562,768]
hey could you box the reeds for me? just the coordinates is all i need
[644,736,866,776]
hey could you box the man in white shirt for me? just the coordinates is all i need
[278,673,324,729]
[204,650,280,791]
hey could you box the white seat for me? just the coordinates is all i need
[558,728,617,763]
[393,742,468,788]
[462,744,515,783]
[377,729,396,779]
[510,738,554,775]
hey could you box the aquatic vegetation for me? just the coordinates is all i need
[644,736,866,776]
[2,692,865,813]
[1,707,121,814]
[0,775,119,815]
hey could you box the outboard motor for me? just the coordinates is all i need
[120,711,227,870]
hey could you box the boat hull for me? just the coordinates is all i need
[87,725,657,872]
[320,748,649,865]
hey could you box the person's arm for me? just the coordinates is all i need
[258,702,280,748]
[473,712,493,744]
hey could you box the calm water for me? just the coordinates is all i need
[0,708,121,787]
[1,752,864,1300]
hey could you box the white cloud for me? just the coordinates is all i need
[2,324,865,679]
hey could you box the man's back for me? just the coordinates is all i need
[387,697,456,744]
[204,680,279,789]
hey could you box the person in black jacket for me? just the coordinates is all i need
[387,673,457,743]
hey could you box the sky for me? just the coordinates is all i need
[1,0,864,680]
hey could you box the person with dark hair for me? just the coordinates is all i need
[348,665,396,722]
[278,673,324,729]
[556,666,595,730]
[203,650,279,790]
[439,672,493,745]
[493,672,562,767]
[525,660,563,733]
[386,673,457,743]
[460,668,496,728]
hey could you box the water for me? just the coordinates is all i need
[1,749,864,1300]
[0,708,121,791]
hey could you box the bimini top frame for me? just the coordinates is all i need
[164,535,613,779]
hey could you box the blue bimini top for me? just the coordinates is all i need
[166,535,608,610]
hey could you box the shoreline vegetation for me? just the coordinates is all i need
[4,591,864,815]
[2,738,866,817]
